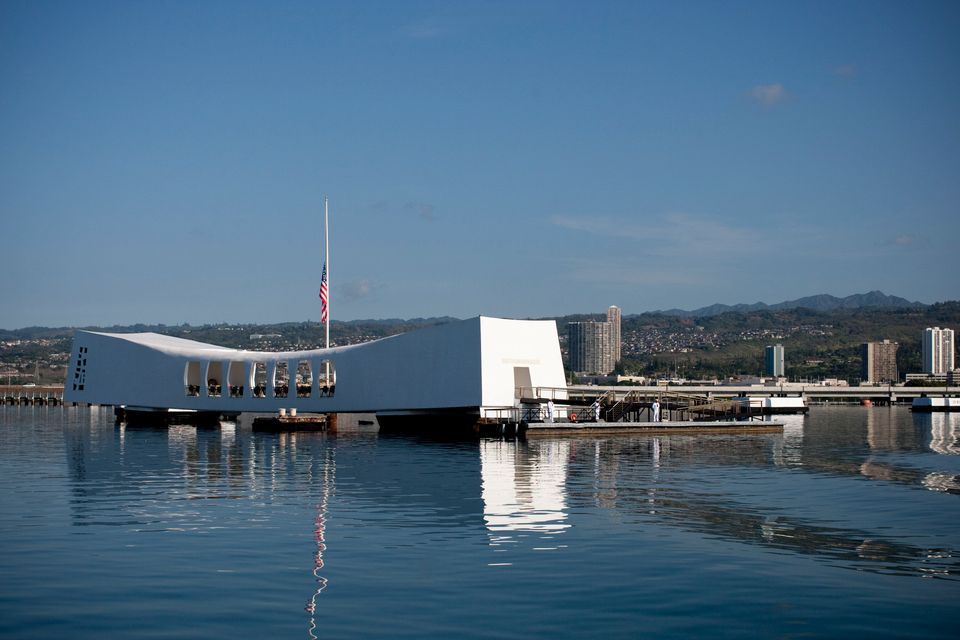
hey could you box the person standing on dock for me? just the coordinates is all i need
[546,399,555,423]
[591,399,601,422]
[652,399,661,422]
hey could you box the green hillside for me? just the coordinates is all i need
[584,302,960,381]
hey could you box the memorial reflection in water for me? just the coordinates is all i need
[477,411,959,578]
[481,440,571,562]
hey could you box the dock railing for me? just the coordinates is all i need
[516,386,570,402]
[516,386,764,423]
[481,407,521,423]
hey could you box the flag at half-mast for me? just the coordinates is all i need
[319,262,329,323]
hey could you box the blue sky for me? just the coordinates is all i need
[1,0,957,328]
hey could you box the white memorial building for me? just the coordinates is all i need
[64,316,566,425]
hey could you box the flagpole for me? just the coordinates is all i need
[324,194,330,351]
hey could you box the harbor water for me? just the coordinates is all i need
[1,406,958,638]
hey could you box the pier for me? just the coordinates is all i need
[474,386,786,437]
[515,386,796,423]
[564,383,960,407]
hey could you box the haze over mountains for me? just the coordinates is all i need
[654,291,923,318]
[0,291,938,333]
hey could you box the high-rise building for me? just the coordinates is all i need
[567,306,622,375]
[862,340,899,383]
[568,321,615,374]
[764,344,785,377]
[923,327,955,374]
[606,305,621,364]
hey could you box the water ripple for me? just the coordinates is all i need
[1,406,959,639]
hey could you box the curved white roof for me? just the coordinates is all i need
[87,329,386,359]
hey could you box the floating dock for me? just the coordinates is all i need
[252,413,332,431]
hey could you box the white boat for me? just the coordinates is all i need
[734,395,808,415]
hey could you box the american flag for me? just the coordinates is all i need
[319,262,328,323]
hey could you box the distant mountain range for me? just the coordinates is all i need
[655,291,925,318]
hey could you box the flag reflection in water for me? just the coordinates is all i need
[481,440,570,559]
[306,447,334,640]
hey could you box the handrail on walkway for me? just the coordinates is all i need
[516,385,765,423]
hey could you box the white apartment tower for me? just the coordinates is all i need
[607,305,621,364]
[764,344,785,378]
[923,327,955,374]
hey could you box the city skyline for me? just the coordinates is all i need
[2,1,958,328]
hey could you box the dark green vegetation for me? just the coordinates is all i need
[1,303,957,384]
